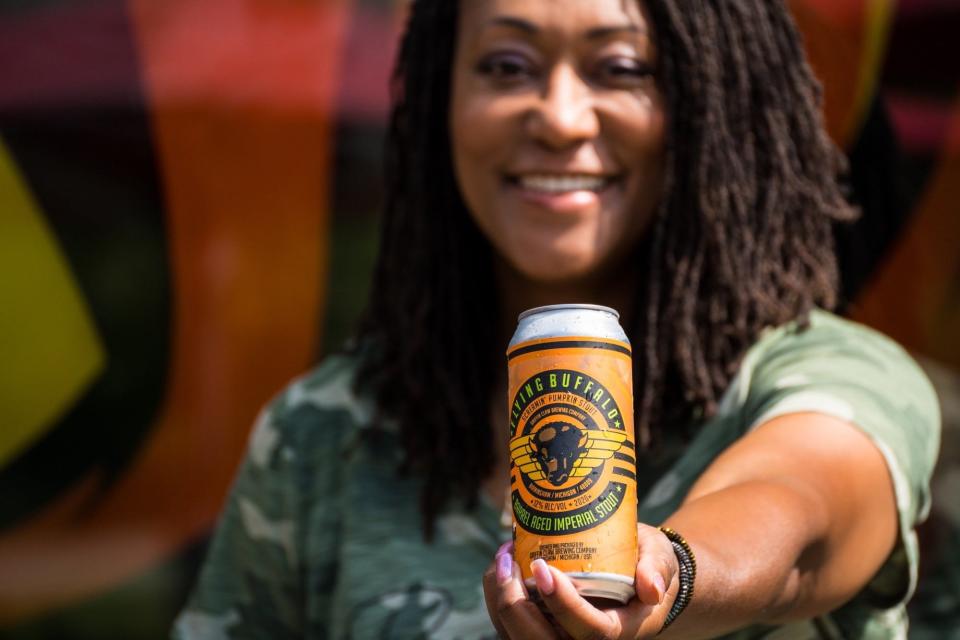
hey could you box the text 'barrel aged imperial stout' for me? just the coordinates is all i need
[508,304,638,603]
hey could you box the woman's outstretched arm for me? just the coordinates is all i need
[655,411,898,637]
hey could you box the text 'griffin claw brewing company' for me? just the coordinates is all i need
[507,304,638,603]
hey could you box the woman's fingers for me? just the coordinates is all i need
[484,530,676,640]
[482,546,557,640]
[482,557,512,639]
[635,525,678,606]
[532,559,623,640]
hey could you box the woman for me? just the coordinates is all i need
[173,0,940,638]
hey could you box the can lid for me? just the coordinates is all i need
[518,303,620,323]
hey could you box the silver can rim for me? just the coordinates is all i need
[518,303,620,323]
[524,573,634,604]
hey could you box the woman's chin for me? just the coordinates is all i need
[507,254,602,288]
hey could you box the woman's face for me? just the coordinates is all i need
[450,0,665,287]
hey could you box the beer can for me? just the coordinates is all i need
[507,304,638,603]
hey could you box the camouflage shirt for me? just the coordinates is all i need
[173,311,940,639]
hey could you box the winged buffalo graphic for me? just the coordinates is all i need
[510,424,627,486]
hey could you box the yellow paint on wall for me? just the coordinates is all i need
[848,0,896,139]
[0,138,106,467]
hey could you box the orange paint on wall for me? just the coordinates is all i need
[0,0,349,623]
[791,0,865,145]
[791,0,895,148]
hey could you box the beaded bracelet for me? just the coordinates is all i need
[658,527,696,632]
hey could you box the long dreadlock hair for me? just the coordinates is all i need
[355,0,857,537]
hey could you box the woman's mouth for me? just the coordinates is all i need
[512,174,612,193]
[507,173,613,194]
[506,173,619,212]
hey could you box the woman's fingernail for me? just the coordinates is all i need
[531,559,555,595]
[497,551,514,584]
[653,573,666,603]
[496,541,513,557]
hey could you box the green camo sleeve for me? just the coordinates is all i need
[740,311,941,607]
[171,385,344,639]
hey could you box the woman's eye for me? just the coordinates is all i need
[476,53,535,82]
[598,57,655,86]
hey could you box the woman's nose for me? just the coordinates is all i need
[526,65,600,149]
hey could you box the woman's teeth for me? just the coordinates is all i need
[517,175,608,193]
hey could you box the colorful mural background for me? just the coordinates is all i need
[0,0,956,638]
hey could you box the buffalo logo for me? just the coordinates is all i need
[531,423,587,485]
[510,426,627,487]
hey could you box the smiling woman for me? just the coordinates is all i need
[172,1,940,639]
[450,0,665,287]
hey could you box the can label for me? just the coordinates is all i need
[508,337,637,582]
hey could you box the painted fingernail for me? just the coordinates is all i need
[653,573,666,603]
[496,541,513,557]
[531,559,555,596]
[497,551,514,584]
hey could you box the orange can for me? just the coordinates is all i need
[507,304,638,603]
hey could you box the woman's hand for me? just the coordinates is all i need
[482,525,679,639]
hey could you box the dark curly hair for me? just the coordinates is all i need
[355,0,857,536]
